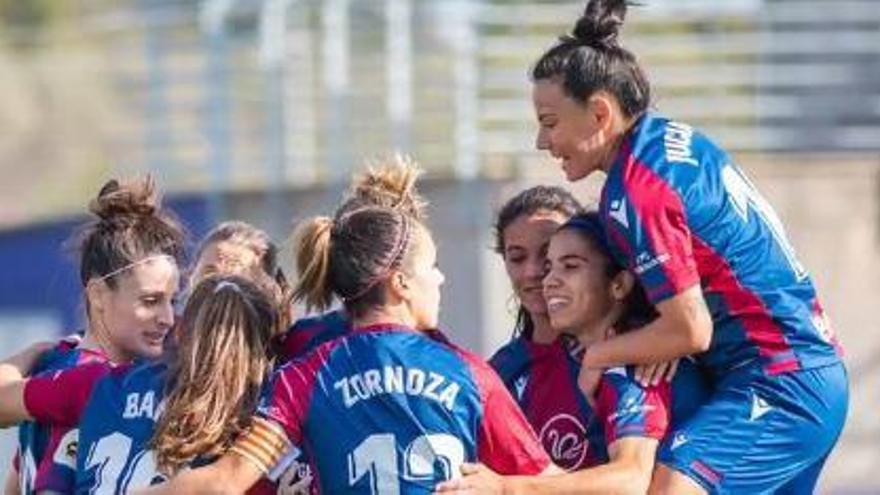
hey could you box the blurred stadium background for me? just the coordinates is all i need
[0,0,877,492]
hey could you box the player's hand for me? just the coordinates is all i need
[634,359,679,387]
[433,463,505,494]
[277,459,313,495]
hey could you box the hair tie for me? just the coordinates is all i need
[214,280,243,295]
[86,254,175,287]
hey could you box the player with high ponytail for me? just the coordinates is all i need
[277,154,429,361]
[70,274,287,494]
[139,204,555,494]
[0,176,186,495]
[529,1,847,493]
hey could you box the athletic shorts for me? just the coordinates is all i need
[657,362,848,494]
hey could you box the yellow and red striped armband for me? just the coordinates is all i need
[229,417,291,475]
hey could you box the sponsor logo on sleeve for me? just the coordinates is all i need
[634,251,671,274]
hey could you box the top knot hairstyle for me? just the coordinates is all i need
[292,156,428,312]
[294,206,418,314]
[337,154,428,221]
[532,0,651,118]
[78,176,186,289]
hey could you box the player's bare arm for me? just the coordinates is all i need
[435,437,656,495]
[0,342,53,426]
[582,286,711,369]
[133,453,262,495]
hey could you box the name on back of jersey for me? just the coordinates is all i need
[334,366,461,411]
[664,121,698,167]
[123,391,164,421]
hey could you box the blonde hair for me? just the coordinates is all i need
[151,274,287,475]
[292,155,427,312]
[339,154,428,220]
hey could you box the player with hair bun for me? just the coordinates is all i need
[71,274,287,494]
[138,204,555,494]
[278,154,429,362]
[527,0,848,492]
[0,176,185,495]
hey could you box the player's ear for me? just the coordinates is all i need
[610,271,635,301]
[588,92,614,129]
[86,278,110,313]
[387,270,410,301]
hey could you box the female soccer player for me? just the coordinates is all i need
[436,212,709,494]
[189,220,289,294]
[73,274,287,494]
[488,186,598,470]
[138,205,555,494]
[69,220,294,494]
[1,176,185,495]
[529,1,848,492]
[278,155,429,360]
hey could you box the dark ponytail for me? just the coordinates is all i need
[532,0,650,118]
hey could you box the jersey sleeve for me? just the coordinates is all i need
[604,159,700,304]
[256,345,326,444]
[23,362,112,427]
[251,343,330,477]
[466,356,550,475]
[595,367,671,446]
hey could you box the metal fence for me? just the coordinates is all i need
[51,0,880,196]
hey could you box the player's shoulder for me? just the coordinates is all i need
[489,335,528,360]
[435,336,503,393]
[277,310,351,361]
[118,360,167,389]
[599,365,657,394]
[620,113,727,188]
[601,365,637,383]
[488,337,528,377]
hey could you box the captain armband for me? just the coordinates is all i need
[229,417,291,475]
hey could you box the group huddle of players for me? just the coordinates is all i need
[0,1,849,494]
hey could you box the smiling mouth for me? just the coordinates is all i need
[143,332,167,345]
[545,296,569,312]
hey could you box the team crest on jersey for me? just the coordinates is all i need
[538,413,588,471]
[52,429,79,469]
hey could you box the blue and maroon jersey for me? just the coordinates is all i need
[275,309,351,363]
[73,361,276,495]
[600,112,843,376]
[489,336,602,470]
[17,339,109,495]
[258,324,551,493]
[596,358,710,448]
[491,336,710,466]
[74,362,165,494]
